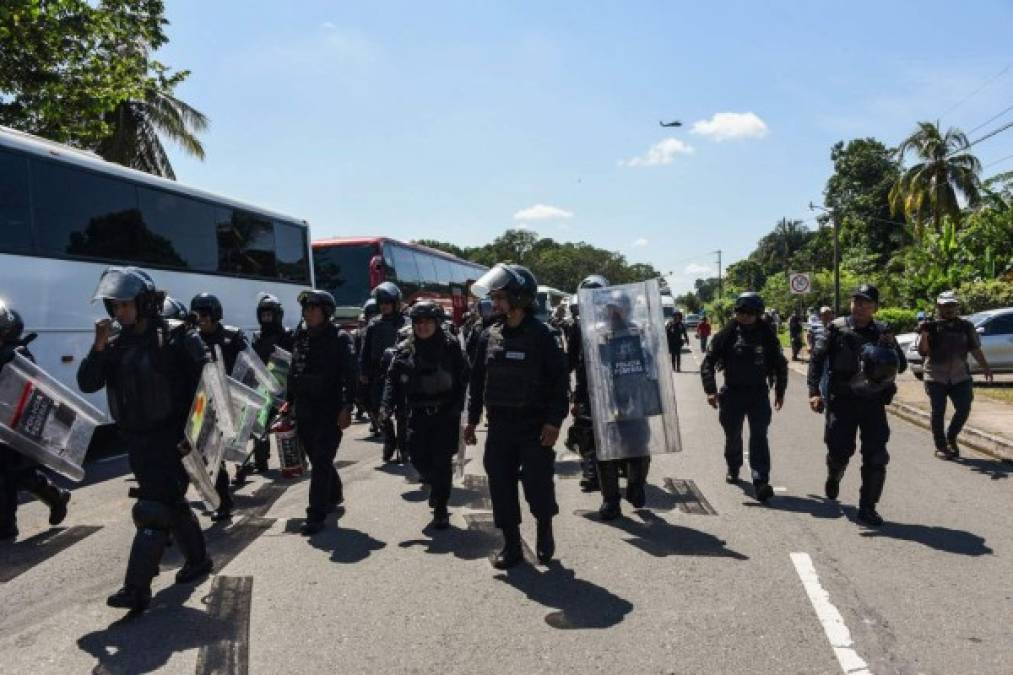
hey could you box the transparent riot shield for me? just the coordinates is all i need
[266,347,291,399]
[230,347,282,443]
[0,352,109,481]
[180,362,232,510]
[222,375,270,464]
[577,279,681,461]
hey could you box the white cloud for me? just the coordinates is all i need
[321,21,336,29]
[513,204,574,221]
[691,112,769,141]
[620,138,694,167]
[684,263,713,275]
[632,238,649,247]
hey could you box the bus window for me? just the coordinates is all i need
[416,252,438,286]
[275,221,311,283]
[389,244,420,289]
[137,187,217,271]
[33,159,150,262]
[433,258,451,285]
[217,208,277,278]
[0,149,33,253]
[313,243,373,306]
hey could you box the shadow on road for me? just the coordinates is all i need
[77,584,219,674]
[853,511,994,556]
[496,560,633,630]
[742,493,845,520]
[956,456,1012,481]
[304,522,387,564]
[578,509,748,559]
[398,521,504,562]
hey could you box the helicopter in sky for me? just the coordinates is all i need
[659,120,682,127]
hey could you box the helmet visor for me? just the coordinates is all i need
[92,267,149,303]
[470,264,523,298]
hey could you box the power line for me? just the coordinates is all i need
[939,64,1010,120]
[963,118,1013,153]
[967,102,1013,135]
[983,152,1013,169]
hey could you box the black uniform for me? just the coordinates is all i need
[0,340,70,539]
[250,324,294,470]
[360,312,407,454]
[382,329,469,515]
[701,320,787,486]
[468,315,568,529]
[197,323,248,514]
[287,322,356,524]
[566,318,601,490]
[808,317,906,513]
[77,318,209,594]
[665,318,690,371]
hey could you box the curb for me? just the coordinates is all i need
[784,359,1013,464]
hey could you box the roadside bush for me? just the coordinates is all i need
[875,307,919,333]
[954,278,1013,313]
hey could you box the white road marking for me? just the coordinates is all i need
[790,552,873,675]
[774,486,788,492]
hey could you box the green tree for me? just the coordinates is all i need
[749,218,813,278]
[888,121,981,236]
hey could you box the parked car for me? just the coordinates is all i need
[906,307,1013,380]
[684,313,702,330]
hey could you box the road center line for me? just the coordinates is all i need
[790,552,873,675]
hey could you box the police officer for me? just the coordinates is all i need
[353,299,380,423]
[0,305,71,541]
[285,290,356,535]
[665,310,690,372]
[382,301,469,529]
[701,292,787,503]
[464,264,568,568]
[378,323,413,464]
[246,293,294,474]
[359,282,406,460]
[78,267,212,612]
[808,284,906,526]
[567,276,610,495]
[190,292,248,521]
[161,296,190,322]
[465,298,496,366]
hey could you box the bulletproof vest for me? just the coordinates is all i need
[720,324,769,388]
[253,325,293,364]
[483,319,544,409]
[104,322,185,431]
[829,317,891,396]
[928,319,972,362]
[202,324,244,375]
[404,336,456,406]
[369,314,406,362]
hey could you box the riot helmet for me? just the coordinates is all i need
[568,295,579,318]
[362,298,380,320]
[92,266,162,320]
[161,296,189,321]
[190,293,223,323]
[605,289,633,318]
[372,282,402,305]
[470,263,538,310]
[256,292,284,326]
[298,289,336,317]
[734,292,764,315]
[0,303,22,342]
[577,274,609,291]
[860,343,899,384]
[409,300,444,323]
[476,297,494,320]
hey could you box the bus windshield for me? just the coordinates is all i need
[313,243,376,307]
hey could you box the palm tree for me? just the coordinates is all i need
[95,80,208,180]
[888,121,981,236]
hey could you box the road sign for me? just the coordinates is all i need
[789,273,811,295]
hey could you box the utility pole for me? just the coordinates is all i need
[809,202,841,315]
[715,249,722,299]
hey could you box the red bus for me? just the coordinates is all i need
[312,236,488,326]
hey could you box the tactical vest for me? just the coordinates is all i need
[404,336,457,408]
[721,324,770,388]
[253,326,293,364]
[829,317,892,397]
[483,320,543,409]
[201,324,245,374]
[106,322,189,431]
[369,315,405,362]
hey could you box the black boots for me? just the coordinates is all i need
[725,467,740,484]
[28,476,70,526]
[300,520,324,535]
[493,525,523,569]
[754,481,774,503]
[825,464,846,501]
[431,505,450,530]
[857,465,886,527]
[107,585,151,612]
[598,500,621,521]
[175,556,213,584]
[536,519,554,564]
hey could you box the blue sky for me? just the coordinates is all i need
[159,1,1013,294]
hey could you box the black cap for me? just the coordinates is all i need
[851,283,879,303]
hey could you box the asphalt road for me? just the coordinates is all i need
[2,345,1011,674]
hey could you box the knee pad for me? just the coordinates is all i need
[132,500,174,531]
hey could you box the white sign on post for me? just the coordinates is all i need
[789,272,811,295]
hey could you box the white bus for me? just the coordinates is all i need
[534,285,568,323]
[0,126,315,414]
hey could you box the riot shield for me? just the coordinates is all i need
[230,347,282,443]
[266,347,291,399]
[0,352,109,481]
[222,375,270,464]
[180,362,232,510]
[577,279,681,461]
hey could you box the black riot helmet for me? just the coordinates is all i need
[92,266,163,321]
[0,303,22,342]
[734,292,765,315]
[409,300,444,322]
[256,292,284,326]
[471,263,538,311]
[372,282,402,305]
[605,289,633,318]
[577,274,609,292]
[161,296,189,321]
[860,343,899,384]
[362,298,380,320]
[190,293,223,322]
[298,289,336,317]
